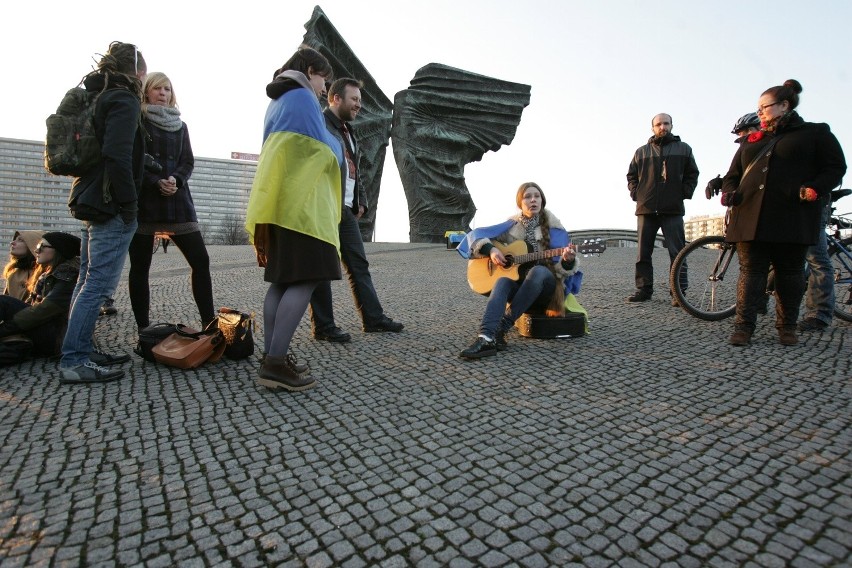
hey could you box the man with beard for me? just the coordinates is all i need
[626,113,699,305]
[309,78,403,342]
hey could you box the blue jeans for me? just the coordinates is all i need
[480,265,556,338]
[635,214,687,291]
[61,215,137,368]
[803,202,834,324]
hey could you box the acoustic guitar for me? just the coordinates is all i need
[467,238,606,295]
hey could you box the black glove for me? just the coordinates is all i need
[720,192,742,207]
[705,175,723,200]
[120,202,138,225]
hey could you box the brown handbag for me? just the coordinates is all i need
[151,323,226,369]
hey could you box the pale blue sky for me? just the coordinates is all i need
[2,0,849,241]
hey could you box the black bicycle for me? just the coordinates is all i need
[671,188,851,321]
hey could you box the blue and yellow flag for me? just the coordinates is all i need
[246,87,343,249]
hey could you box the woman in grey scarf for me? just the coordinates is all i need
[127,72,216,333]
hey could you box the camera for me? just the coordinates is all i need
[144,154,163,174]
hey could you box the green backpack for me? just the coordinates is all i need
[44,84,104,177]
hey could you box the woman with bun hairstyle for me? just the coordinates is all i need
[127,71,215,331]
[0,232,81,362]
[721,79,846,346]
[3,230,44,300]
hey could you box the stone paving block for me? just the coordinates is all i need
[0,245,849,566]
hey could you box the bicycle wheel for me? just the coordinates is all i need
[831,242,852,322]
[670,235,738,321]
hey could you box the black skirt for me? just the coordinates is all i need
[263,224,341,284]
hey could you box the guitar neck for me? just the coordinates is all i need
[511,248,563,265]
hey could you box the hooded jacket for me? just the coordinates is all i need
[69,73,146,220]
[627,133,699,215]
[2,230,44,300]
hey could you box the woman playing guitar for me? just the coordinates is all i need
[458,182,580,359]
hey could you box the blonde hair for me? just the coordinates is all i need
[143,72,178,108]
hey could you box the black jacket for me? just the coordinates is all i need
[324,108,368,214]
[0,258,79,355]
[722,113,847,244]
[627,133,699,215]
[70,73,145,218]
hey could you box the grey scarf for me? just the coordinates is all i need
[144,104,183,132]
[520,214,540,252]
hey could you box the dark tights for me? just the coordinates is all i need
[128,231,215,329]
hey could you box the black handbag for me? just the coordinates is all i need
[135,322,193,362]
[217,308,255,360]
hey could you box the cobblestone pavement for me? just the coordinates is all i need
[1,244,850,567]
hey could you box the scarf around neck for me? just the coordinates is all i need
[144,104,183,132]
[520,213,541,252]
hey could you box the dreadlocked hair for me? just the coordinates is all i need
[85,41,146,99]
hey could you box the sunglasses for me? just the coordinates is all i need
[35,243,54,253]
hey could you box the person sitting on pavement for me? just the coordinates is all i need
[0,232,86,364]
[456,182,581,359]
[3,230,44,301]
[309,78,403,343]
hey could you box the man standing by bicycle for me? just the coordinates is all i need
[626,113,699,304]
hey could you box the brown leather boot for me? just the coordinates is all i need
[257,355,316,391]
[778,326,799,346]
[728,325,753,347]
[728,327,753,346]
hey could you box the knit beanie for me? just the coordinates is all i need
[41,232,81,260]
[14,230,45,257]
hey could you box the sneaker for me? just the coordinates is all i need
[99,298,117,317]
[314,326,351,343]
[626,289,653,303]
[797,318,829,332]
[364,316,404,333]
[460,337,497,359]
[495,329,508,351]
[89,349,131,366]
[59,361,124,384]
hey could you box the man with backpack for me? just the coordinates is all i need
[52,42,148,384]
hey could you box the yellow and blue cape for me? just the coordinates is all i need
[245,86,344,250]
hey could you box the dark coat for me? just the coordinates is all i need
[0,258,79,356]
[323,108,368,214]
[139,119,197,223]
[722,113,847,244]
[627,133,699,216]
[70,74,145,215]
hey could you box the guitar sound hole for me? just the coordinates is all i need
[504,255,514,267]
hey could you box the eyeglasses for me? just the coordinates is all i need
[758,101,783,113]
[35,243,54,253]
